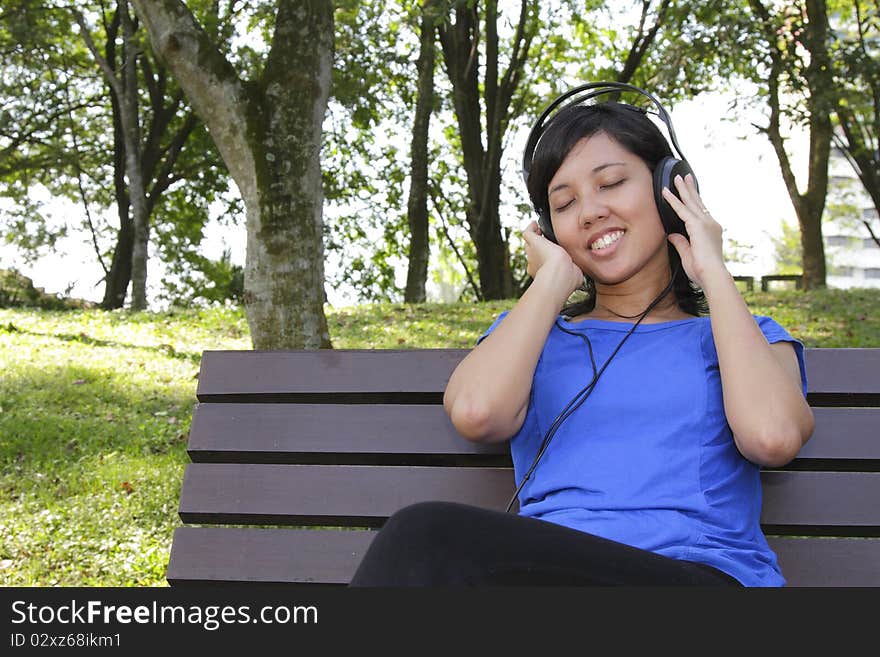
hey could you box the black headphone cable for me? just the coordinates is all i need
[504,263,681,513]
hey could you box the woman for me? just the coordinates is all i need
[349,101,814,587]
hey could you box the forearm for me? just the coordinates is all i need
[444,267,572,442]
[701,267,815,466]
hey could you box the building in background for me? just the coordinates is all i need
[824,146,880,289]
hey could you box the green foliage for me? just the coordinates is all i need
[769,218,804,275]
[0,0,100,259]
[158,248,244,307]
[322,0,417,303]
[828,0,879,226]
[0,0,238,309]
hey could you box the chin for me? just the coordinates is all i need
[584,264,635,286]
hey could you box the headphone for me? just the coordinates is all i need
[521,81,697,243]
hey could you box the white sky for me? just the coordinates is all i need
[1,88,806,307]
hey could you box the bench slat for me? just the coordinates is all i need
[767,537,880,587]
[196,349,465,400]
[186,404,879,463]
[760,471,880,527]
[166,527,880,587]
[178,464,514,526]
[195,349,880,399]
[166,527,375,585]
[187,403,505,461]
[797,407,880,459]
[178,464,880,529]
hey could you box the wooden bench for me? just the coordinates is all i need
[733,275,755,292]
[166,348,880,587]
[761,274,803,291]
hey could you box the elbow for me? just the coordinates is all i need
[740,418,814,468]
[444,391,519,443]
[750,439,800,468]
[446,394,495,442]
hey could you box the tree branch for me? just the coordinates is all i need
[128,0,255,200]
[71,8,124,98]
[146,112,199,214]
[428,186,482,302]
[60,67,109,276]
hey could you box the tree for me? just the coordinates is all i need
[323,0,416,304]
[745,0,835,289]
[404,0,439,303]
[0,1,231,310]
[73,3,152,309]
[438,0,540,300]
[130,0,333,348]
[0,2,94,265]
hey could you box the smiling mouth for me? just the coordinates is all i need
[590,230,625,251]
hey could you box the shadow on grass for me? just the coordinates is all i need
[0,360,197,585]
[6,326,203,364]
[0,360,198,479]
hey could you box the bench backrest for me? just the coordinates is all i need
[166,348,880,587]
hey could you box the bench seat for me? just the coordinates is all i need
[167,348,880,587]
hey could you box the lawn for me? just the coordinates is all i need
[1,287,878,586]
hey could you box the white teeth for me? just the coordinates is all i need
[591,230,624,250]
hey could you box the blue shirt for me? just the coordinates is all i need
[479,312,808,587]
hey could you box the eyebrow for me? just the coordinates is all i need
[548,162,626,195]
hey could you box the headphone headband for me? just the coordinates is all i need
[521,81,688,187]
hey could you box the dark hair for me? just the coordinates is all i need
[525,102,708,318]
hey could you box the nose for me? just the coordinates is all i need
[579,194,609,227]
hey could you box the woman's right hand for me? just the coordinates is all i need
[522,221,584,297]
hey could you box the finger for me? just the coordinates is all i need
[667,232,689,252]
[522,220,541,236]
[525,221,554,248]
[674,174,712,216]
[673,174,702,208]
[661,186,692,222]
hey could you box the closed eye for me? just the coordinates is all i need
[553,199,574,212]
[600,179,626,190]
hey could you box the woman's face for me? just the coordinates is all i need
[547,131,671,285]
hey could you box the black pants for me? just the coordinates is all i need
[349,501,742,587]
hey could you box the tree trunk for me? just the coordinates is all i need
[102,192,134,309]
[751,0,832,290]
[74,2,151,310]
[439,0,535,300]
[130,0,332,349]
[101,75,133,310]
[404,0,437,303]
[118,1,150,310]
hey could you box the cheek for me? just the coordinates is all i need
[553,220,582,252]
[550,211,577,242]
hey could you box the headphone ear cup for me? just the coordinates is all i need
[537,209,558,244]
[653,157,697,239]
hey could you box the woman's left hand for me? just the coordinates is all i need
[661,173,727,289]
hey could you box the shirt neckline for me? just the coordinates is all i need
[557,315,705,332]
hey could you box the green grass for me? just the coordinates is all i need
[1,288,878,586]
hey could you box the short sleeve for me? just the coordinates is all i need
[755,315,809,398]
[476,310,510,345]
